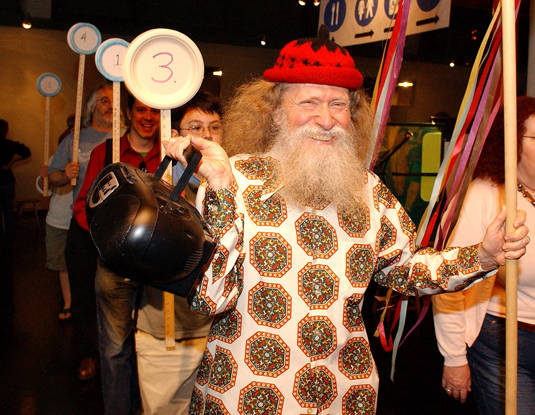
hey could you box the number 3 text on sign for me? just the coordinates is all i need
[151,52,173,83]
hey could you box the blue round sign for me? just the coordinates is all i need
[67,22,101,55]
[95,38,129,82]
[355,0,378,26]
[384,0,399,19]
[417,0,440,12]
[36,73,62,97]
[324,0,346,32]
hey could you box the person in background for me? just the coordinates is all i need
[433,96,535,414]
[37,119,74,320]
[135,90,222,415]
[0,119,31,238]
[0,118,31,315]
[73,92,161,414]
[164,27,529,414]
[48,82,114,380]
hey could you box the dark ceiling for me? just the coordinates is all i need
[1,0,531,68]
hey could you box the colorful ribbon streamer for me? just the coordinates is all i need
[374,0,521,381]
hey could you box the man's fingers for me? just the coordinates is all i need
[163,136,192,164]
[459,389,467,404]
[190,135,210,149]
[448,387,468,403]
[452,389,460,400]
[505,223,529,242]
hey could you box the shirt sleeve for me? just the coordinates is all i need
[190,181,245,316]
[48,135,73,173]
[13,141,31,160]
[73,143,106,230]
[372,179,487,297]
[432,180,497,366]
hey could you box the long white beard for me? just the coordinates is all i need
[269,120,367,211]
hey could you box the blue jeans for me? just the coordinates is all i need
[467,313,535,415]
[95,261,140,415]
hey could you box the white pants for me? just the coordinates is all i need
[135,331,207,415]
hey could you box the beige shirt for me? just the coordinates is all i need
[433,178,535,366]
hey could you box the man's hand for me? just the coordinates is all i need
[442,364,471,403]
[163,135,233,190]
[478,208,529,271]
[64,161,79,180]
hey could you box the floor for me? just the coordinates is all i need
[0,212,478,414]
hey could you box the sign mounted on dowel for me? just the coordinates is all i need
[67,22,102,186]
[37,73,62,196]
[123,28,205,351]
[95,38,129,163]
[319,0,451,46]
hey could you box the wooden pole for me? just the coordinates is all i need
[71,54,86,186]
[160,109,176,351]
[501,0,518,413]
[112,82,121,163]
[43,96,50,195]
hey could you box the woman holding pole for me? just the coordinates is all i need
[433,96,535,414]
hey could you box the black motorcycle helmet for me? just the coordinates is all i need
[86,156,216,296]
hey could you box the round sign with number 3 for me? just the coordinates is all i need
[67,22,101,55]
[95,38,130,82]
[122,28,204,109]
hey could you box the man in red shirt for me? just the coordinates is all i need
[73,93,160,415]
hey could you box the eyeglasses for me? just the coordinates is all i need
[180,124,222,136]
[524,135,535,139]
[98,97,111,106]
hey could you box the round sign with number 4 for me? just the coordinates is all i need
[122,28,204,109]
[67,22,101,55]
[36,73,62,97]
[95,38,129,82]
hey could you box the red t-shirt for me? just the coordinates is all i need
[73,132,161,230]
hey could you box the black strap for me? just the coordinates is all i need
[104,138,113,166]
[154,147,202,202]
[170,151,202,202]
[154,156,173,179]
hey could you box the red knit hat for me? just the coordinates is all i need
[264,25,363,89]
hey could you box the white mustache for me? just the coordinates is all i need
[297,126,346,142]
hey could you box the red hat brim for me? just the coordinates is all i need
[264,66,363,89]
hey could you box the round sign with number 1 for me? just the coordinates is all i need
[95,38,129,82]
[122,28,204,109]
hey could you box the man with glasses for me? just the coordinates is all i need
[72,92,161,414]
[171,90,223,200]
[134,90,223,415]
[48,83,115,382]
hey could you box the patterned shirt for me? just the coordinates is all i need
[190,154,484,415]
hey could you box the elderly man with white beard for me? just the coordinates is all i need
[164,26,529,414]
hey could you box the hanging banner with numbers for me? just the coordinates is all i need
[319,0,450,46]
